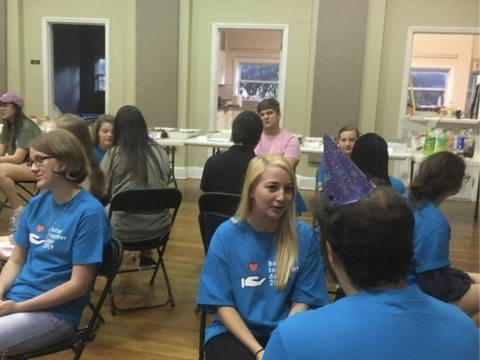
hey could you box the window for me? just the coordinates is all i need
[407,69,448,110]
[95,58,106,91]
[236,61,279,100]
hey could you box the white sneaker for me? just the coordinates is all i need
[8,207,24,233]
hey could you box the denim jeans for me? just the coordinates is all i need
[0,311,75,356]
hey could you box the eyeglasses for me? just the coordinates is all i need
[26,156,56,167]
[0,102,13,108]
[462,175,471,186]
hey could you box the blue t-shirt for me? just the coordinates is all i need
[317,158,325,184]
[389,176,406,194]
[93,145,105,164]
[406,200,451,286]
[263,288,479,360]
[295,193,308,213]
[6,189,111,327]
[197,219,328,344]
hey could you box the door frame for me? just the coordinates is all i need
[42,17,110,116]
[210,23,289,130]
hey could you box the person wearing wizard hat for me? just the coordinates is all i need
[0,93,42,233]
[262,134,479,360]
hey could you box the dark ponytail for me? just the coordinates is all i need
[408,152,465,205]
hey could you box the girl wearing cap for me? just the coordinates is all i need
[0,93,42,232]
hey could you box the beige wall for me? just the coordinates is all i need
[375,0,479,141]
[411,34,476,111]
[5,0,479,180]
[136,0,179,128]
[6,0,136,117]
[472,34,479,59]
[0,0,6,95]
[182,0,320,171]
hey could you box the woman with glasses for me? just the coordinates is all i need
[407,151,479,325]
[0,93,42,232]
[0,130,111,355]
[197,155,327,360]
[100,105,171,268]
[52,114,106,202]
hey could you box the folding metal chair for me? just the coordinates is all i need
[11,238,123,360]
[107,188,182,314]
[197,192,241,360]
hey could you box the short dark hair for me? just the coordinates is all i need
[338,124,360,138]
[231,111,263,148]
[351,133,391,186]
[257,98,281,114]
[316,187,414,289]
[408,151,465,205]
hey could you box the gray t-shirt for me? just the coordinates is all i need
[101,143,172,241]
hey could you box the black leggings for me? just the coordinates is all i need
[205,332,269,360]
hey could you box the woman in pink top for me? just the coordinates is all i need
[254,99,301,168]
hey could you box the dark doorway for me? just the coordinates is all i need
[52,24,106,118]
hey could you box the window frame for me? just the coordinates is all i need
[233,58,280,101]
[95,58,106,92]
[408,67,451,108]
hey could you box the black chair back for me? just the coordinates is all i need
[109,188,182,216]
[107,188,182,313]
[11,238,123,360]
[197,192,241,360]
[198,192,241,254]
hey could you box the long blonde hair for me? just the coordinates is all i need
[235,155,298,290]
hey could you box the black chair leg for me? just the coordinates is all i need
[108,255,175,313]
[198,308,206,360]
[158,257,175,307]
[108,286,117,316]
[149,249,163,285]
[88,301,105,323]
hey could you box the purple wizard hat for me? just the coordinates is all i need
[323,134,375,206]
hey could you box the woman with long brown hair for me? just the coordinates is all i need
[100,105,171,268]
